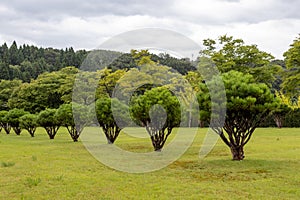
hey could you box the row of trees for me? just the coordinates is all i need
[0,66,280,160]
[0,105,83,140]
[0,34,299,160]
[0,101,122,143]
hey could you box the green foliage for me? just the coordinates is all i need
[19,114,38,137]
[9,41,22,65]
[283,35,300,97]
[184,71,203,93]
[95,98,129,144]
[72,70,103,105]
[115,64,180,100]
[37,109,60,139]
[96,68,126,98]
[131,49,156,66]
[198,71,278,160]
[284,108,300,127]
[0,41,87,81]
[56,104,75,127]
[0,62,10,80]
[130,87,181,151]
[0,79,22,110]
[0,110,11,134]
[81,50,122,71]
[56,103,90,142]
[4,108,29,135]
[8,67,78,112]
[108,53,136,70]
[199,35,279,87]
[263,108,300,128]
[56,67,79,103]
[284,34,300,70]
[108,51,196,74]
[152,53,196,75]
[273,103,291,128]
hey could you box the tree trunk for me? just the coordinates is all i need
[28,128,36,137]
[155,148,162,152]
[188,103,193,128]
[67,126,80,142]
[274,116,282,128]
[230,145,245,161]
[107,139,113,144]
[13,127,22,135]
[147,127,172,152]
[102,125,121,144]
[198,120,205,128]
[45,126,59,140]
[4,124,11,134]
[72,135,79,142]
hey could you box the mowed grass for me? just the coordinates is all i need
[0,127,299,199]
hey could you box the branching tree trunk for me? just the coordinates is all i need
[145,123,173,151]
[274,114,283,128]
[26,127,36,137]
[12,127,22,135]
[218,115,260,161]
[44,126,60,139]
[66,125,84,142]
[101,124,121,144]
[3,123,11,134]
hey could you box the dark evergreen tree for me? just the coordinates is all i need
[9,41,21,65]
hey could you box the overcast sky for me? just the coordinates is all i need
[0,0,299,59]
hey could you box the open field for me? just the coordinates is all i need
[0,127,300,199]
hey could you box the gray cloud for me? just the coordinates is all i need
[0,0,299,58]
[0,0,174,20]
[3,0,299,23]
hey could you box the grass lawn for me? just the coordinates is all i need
[0,127,299,199]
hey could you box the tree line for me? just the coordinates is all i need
[0,41,195,83]
[0,35,299,161]
[0,41,87,81]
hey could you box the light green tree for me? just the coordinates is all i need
[0,79,22,110]
[199,35,280,87]
[130,87,181,151]
[8,66,78,113]
[96,69,126,98]
[4,108,29,135]
[282,34,300,98]
[56,103,90,142]
[95,98,129,144]
[72,70,103,105]
[131,49,156,66]
[37,109,60,139]
[19,114,38,137]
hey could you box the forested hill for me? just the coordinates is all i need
[0,41,86,82]
[0,41,195,82]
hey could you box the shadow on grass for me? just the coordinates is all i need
[169,158,298,182]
